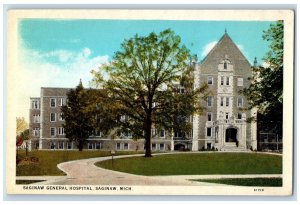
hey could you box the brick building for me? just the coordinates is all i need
[29,87,173,151]
[192,32,257,151]
[28,32,257,151]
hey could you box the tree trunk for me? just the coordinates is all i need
[25,141,28,156]
[144,113,152,157]
[78,140,84,151]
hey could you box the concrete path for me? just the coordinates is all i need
[17,153,282,186]
[50,154,213,186]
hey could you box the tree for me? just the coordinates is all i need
[244,21,283,134]
[91,29,206,157]
[61,80,94,151]
[87,89,121,134]
[20,129,30,155]
[16,117,30,155]
[16,117,28,136]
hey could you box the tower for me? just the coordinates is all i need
[192,32,257,151]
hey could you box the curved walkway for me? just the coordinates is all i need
[19,152,282,186]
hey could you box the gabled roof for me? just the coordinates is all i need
[200,32,251,67]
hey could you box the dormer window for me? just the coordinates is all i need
[218,58,231,72]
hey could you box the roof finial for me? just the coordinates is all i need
[253,57,258,67]
[225,28,227,34]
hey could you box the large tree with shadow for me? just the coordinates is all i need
[91,29,207,157]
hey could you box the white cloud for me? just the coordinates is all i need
[16,44,109,121]
[41,50,74,62]
[82,47,92,58]
[201,41,217,58]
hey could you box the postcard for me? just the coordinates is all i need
[6,9,294,195]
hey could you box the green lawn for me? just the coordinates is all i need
[96,153,282,175]
[16,150,142,176]
[192,178,282,187]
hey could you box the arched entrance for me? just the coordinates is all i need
[174,143,186,151]
[225,127,238,142]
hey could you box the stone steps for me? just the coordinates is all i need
[220,146,248,152]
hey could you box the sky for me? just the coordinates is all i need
[17,19,274,121]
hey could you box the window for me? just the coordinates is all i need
[151,129,157,137]
[58,127,65,135]
[58,142,64,149]
[33,114,40,123]
[95,131,102,137]
[116,143,121,150]
[207,76,213,85]
[226,77,230,85]
[221,76,224,85]
[32,100,40,109]
[237,97,244,107]
[237,113,242,119]
[207,96,213,107]
[207,112,212,121]
[67,142,72,150]
[175,131,185,138]
[59,113,64,121]
[59,98,65,106]
[224,62,227,69]
[160,129,165,138]
[159,143,165,151]
[177,85,185,94]
[220,97,224,107]
[50,98,56,107]
[50,113,56,122]
[123,130,132,138]
[237,78,244,86]
[88,143,93,150]
[207,127,212,137]
[225,112,229,119]
[226,97,229,107]
[176,115,185,124]
[33,128,40,137]
[124,143,129,150]
[50,142,56,149]
[50,127,56,137]
[152,143,156,150]
[95,143,102,150]
[207,143,212,150]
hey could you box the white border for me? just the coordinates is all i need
[5,9,294,197]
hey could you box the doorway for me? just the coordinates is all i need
[225,128,238,142]
[174,143,186,151]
